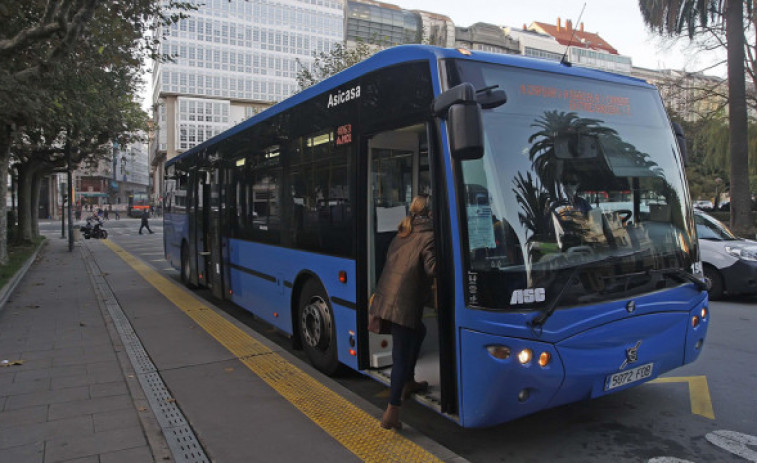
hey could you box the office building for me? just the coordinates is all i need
[150,0,345,202]
[455,22,519,55]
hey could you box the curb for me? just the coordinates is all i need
[0,238,48,311]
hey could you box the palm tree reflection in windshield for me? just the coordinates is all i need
[513,110,669,287]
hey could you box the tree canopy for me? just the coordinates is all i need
[639,0,752,234]
[0,0,194,261]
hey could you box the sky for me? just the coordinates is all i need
[396,0,726,75]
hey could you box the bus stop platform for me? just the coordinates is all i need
[0,235,466,463]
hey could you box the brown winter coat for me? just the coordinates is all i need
[371,218,436,329]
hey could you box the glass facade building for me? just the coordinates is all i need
[153,0,345,160]
[345,0,421,46]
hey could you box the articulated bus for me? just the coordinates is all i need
[163,46,709,428]
[127,192,150,217]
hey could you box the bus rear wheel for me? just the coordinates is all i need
[298,279,339,375]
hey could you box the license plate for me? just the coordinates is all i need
[605,363,653,390]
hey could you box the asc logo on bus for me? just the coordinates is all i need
[510,288,546,305]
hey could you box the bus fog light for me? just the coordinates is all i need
[692,316,700,328]
[486,345,511,360]
[538,352,551,367]
[695,338,704,350]
[518,388,530,402]
[518,349,532,365]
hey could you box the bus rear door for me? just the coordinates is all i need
[207,166,228,300]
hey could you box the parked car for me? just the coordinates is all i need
[693,199,714,211]
[695,210,757,299]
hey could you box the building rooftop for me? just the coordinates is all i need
[530,18,618,54]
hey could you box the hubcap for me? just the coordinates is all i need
[301,297,331,350]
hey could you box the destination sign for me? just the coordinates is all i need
[519,84,632,116]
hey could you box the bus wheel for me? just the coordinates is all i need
[181,243,195,288]
[298,279,339,375]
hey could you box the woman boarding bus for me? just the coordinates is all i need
[163,45,708,428]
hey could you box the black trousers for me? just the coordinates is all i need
[139,223,152,234]
[389,321,426,406]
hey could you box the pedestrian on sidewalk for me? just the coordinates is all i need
[370,195,436,430]
[139,209,154,234]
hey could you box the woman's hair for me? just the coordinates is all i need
[398,195,430,238]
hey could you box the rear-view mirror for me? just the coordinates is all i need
[432,83,485,160]
[448,103,484,160]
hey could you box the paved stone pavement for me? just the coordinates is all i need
[0,237,168,463]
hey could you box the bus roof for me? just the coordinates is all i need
[167,45,655,166]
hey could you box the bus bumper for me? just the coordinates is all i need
[458,300,708,428]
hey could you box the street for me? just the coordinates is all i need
[40,218,757,462]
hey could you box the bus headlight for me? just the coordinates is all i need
[701,307,708,320]
[518,349,533,364]
[692,315,700,328]
[538,352,551,367]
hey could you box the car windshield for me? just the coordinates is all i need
[695,212,737,241]
[447,60,698,310]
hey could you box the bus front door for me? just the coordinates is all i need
[365,124,442,407]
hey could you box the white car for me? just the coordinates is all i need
[695,210,757,299]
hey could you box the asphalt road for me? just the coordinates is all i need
[41,218,757,462]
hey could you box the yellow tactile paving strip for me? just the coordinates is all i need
[101,239,443,463]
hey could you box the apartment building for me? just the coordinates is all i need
[526,18,633,74]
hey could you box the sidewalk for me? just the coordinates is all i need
[1,234,465,463]
[0,237,168,462]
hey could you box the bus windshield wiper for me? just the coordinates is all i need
[650,267,708,292]
[529,249,649,330]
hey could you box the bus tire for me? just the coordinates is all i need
[180,243,195,288]
[297,279,340,375]
[704,265,724,300]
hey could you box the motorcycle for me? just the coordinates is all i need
[81,216,108,239]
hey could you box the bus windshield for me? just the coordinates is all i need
[447,60,698,310]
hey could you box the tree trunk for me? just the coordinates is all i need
[0,124,11,265]
[31,172,42,240]
[16,162,36,244]
[726,0,751,235]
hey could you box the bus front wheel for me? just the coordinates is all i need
[704,265,723,300]
[298,279,339,375]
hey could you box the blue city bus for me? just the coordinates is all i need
[162,45,709,428]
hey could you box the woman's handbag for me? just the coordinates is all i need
[368,313,391,334]
[368,293,391,334]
